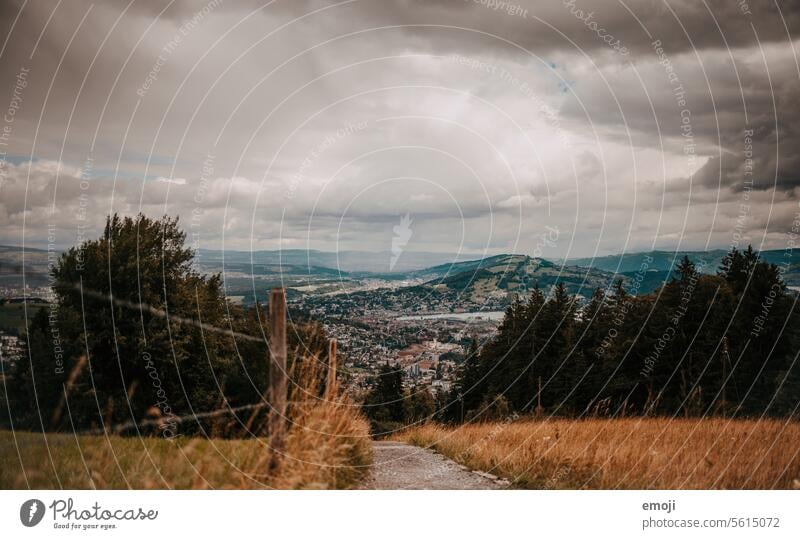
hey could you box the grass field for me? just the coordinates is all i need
[1,391,372,489]
[1,403,371,489]
[397,418,800,489]
[1,337,372,490]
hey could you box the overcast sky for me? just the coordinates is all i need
[0,0,798,260]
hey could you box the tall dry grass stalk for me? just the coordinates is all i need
[1,353,371,489]
[269,348,371,488]
[397,418,800,489]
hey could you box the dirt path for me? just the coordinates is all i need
[361,441,509,489]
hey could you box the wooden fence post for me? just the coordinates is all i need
[267,288,287,472]
[535,376,544,417]
[326,338,337,398]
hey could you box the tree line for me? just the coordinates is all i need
[3,214,330,436]
[442,248,800,421]
[6,215,797,436]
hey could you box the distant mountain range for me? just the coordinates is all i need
[195,248,476,274]
[564,250,728,273]
[4,245,800,299]
[0,245,52,288]
[564,249,800,273]
[563,249,800,292]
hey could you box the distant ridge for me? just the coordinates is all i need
[196,248,486,273]
[3,244,799,292]
[419,254,615,299]
[564,249,800,274]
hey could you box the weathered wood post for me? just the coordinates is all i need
[535,376,544,417]
[326,338,337,398]
[720,336,729,418]
[267,288,288,472]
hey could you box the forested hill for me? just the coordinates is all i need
[420,254,615,299]
[446,249,800,422]
[565,249,800,278]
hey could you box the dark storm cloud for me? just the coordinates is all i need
[270,0,800,56]
[0,0,798,255]
[267,0,800,195]
[555,37,800,192]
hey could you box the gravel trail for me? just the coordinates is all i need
[361,441,508,490]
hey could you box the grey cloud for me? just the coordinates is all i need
[1,0,798,256]
[270,0,800,57]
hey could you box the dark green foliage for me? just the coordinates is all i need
[449,246,800,420]
[364,368,437,431]
[363,363,406,434]
[403,384,436,423]
[4,214,327,436]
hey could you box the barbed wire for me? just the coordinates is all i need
[73,283,267,343]
[7,264,272,343]
[7,278,341,440]
[80,400,272,436]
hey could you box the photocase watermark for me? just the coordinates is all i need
[728,127,755,251]
[595,255,653,359]
[41,152,96,376]
[562,0,629,56]
[751,281,783,338]
[286,119,369,199]
[652,39,696,175]
[730,203,750,251]
[742,128,755,186]
[500,67,571,149]
[21,497,160,529]
[448,54,570,149]
[531,225,560,266]
[75,153,94,272]
[640,261,705,377]
[458,410,520,460]
[20,499,45,527]
[44,222,65,375]
[190,150,216,252]
[390,213,413,271]
[136,0,224,98]
[20,497,159,530]
[142,351,180,439]
[737,0,752,16]
[463,0,529,18]
[448,54,498,75]
[463,0,629,58]
[518,226,561,291]
[751,205,797,338]
[543,464,571,489]
[0,65,29,187]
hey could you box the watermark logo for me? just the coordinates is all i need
[18,498,160,530]
[390,213,413,271]
[20,499,45,527]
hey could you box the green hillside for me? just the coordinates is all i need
[425,254,616,300]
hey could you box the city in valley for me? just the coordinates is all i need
[5,244,799,400]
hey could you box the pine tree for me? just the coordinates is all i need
[365,363,406,425]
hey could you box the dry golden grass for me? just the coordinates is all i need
[396,418,800,489]
[274,397,372,489]
[0,355,372,489]
[0,399,370,489]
